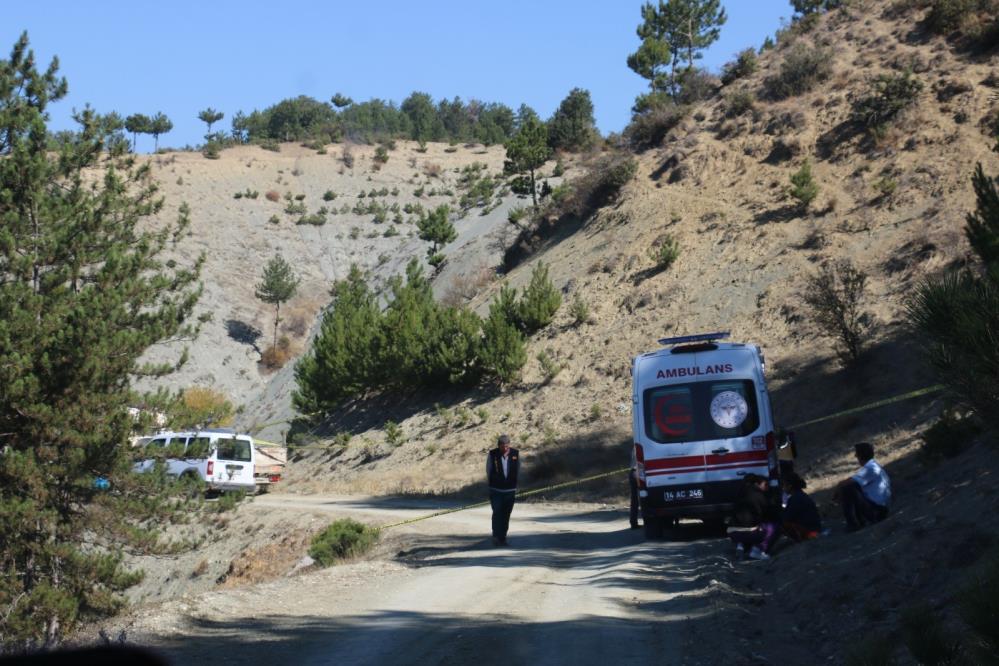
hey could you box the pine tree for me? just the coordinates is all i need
[504,117,551,208]
[380,260,441,386]
[197,107,224,141]
[331,92,353,109]
[480,294,527,385]
[124,113,151,152]
[255,254,300,350]
[629,0,726,100]
[790,160,819,210]
[627,5,674,96]
[547,88,598,152]
[966,163,999,277]
[416,205,457,268]
[0,33,203,647]
[293,265,383,414]
[148,111,172,151]
[518,262,562,333]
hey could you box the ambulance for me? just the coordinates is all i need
[632,332,783,538]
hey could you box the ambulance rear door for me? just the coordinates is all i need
[700,350,771,487]
[635,354,709,493]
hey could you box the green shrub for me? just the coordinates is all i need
[268,214,280,225]
[958,552,999,661]
[480,294,527,384]
[508,206,529,226]
[900,603,961,665]
[724,90,756,118]
[518,262,562,333]
[309,519,379,566]
[721,48,758,85]
[569,294,590,326]
[908,272,999,429]
[925,0,985,34]
[650,236,681,272]
[764,44,833,100]
[625,103,690,150]
[384,420,404,447]
[536,349,563,384]
[297,212,326,226]
[790,160,820,209]
[284,202,306,216]
[323,190,337,201]
[853,70,923,133]
[872,176,898,201]
[921,410,981,461]
[804,260,872,363]
[383,225,400,238]
[374,145,389,164]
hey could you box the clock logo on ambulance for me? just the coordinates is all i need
[709,391,749,429]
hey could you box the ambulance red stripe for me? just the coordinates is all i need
[647,462,768,477]
[644,449,767,472]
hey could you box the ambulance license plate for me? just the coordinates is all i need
[664,488,703,501]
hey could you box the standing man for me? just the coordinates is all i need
[629,446,641,529]
[487,434,519,546]
[836,442,891,531]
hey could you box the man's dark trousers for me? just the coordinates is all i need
[491,490,516,541]
[841,481,888,530]
[629,472,640,527]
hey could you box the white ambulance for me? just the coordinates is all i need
[632,332,782,538]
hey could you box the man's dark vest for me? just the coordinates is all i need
[488,447,519,490]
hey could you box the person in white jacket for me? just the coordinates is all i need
[835,442,891,531]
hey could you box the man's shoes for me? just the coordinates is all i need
[735,543,745,557]
[499,538,508,547]
[491,536,500,546]
[748,546,770,560]
[630,523,640,530]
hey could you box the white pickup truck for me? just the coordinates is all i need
[134,429,257,493]
[252,439,286,493]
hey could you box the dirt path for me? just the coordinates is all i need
[130,496,733,665]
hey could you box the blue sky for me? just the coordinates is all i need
[3,1,796,151]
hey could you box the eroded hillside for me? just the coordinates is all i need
[282,2,996,497]
[137,142,563,417]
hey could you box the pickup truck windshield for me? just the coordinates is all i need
[644,379,759,444]
[215,437,252,462]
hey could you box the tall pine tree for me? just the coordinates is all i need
[255,254,300,350]
[293,265,383,414]
[0,33,203,647]
[504,117,551,208]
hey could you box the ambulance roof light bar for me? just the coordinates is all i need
[658,331,730,346]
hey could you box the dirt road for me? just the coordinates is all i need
[131,495,737,665]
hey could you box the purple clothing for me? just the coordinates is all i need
[729,522,779,553]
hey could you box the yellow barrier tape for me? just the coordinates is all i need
[377,467,631,530]
[786,384,945,430]
[371,383,946,531]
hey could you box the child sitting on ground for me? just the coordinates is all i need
[729,474,781,560]
[782,472,822,541]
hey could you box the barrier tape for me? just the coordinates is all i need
[785,384,945,430]
[377,467,631,530]
[371,383,946,531]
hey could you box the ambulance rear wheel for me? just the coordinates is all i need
[644,516,665,540]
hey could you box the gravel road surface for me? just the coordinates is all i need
[131,495,730,665]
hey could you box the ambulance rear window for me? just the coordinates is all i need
[644,379,759,444]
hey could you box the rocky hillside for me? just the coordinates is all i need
[137,141,568,419]
[280,2,996,497]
